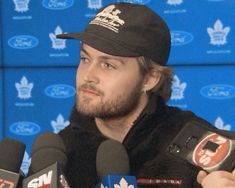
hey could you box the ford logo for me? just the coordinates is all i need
[45,84,75,98]
[42,0,74,10]
[171,31,194,46]
[10,121,40,136]
[8,35,39,49]
[200,84,235,99]
[117,0,151,4]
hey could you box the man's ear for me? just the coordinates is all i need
[142,70,161,92]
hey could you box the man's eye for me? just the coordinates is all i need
[80,56,89,63]
[102,62,115,70]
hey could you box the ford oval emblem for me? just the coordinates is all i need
[171,31,194,46]
[200,84,235,99]
[8,35,39,49]
[10,121,40,136]
[45,84,75,98]
[42,0,74,10]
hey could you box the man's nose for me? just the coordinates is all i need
[83,62,99,84]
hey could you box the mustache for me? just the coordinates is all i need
[77,84,104,96]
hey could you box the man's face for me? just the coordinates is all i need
[76,44,145,119]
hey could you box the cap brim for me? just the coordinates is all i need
[56,32,140,57]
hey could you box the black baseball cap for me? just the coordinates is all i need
[57,3,171,65]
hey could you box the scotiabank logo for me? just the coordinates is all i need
[193,134,231,171]
[27,171,52,188]
[0,179,14,188]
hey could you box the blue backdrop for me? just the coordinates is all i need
[0,0,235,174]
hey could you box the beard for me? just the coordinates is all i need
[76,81,143,119]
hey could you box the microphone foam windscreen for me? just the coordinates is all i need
[29,132,67,174]
[0,138,26,173]
[96,139,130,180]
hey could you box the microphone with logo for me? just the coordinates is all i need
[95,139,138,188]
[0,137,26,188]
[167,120,235,173]
[23,132,70,188]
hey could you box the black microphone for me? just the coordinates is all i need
[95,139,137,188]
[22,132,70,188]
[0,137,26,188]
[167,120,235,173]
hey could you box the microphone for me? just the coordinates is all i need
[22,132,70,188]
[95,139,137,188]
[167,120,235,173]
[0,137,26,188]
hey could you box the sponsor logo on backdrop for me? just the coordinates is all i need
[13,0,30,13]
[88,0,103,9]
[21,151,31,175]
[167,0,183,5]
[171,75,187,100]
[45,84,75,98]
[164,0,186,14]
[206,19,231,54]
[171,31,194,46]
[200,84,235,100]
[12,0,32,20]
[15,76,33,99]
[85,0,103,17]
[42,0,74,10]
[10,121,40,135]
[8,35,39,49]
[207,20,230,46]
[168,75,187,109]
[15,76,34,107]
[49,26,69,57]
[49,26,66,50]
[214,117,231,131]
[117,0,151,4]
[51,114,70,133]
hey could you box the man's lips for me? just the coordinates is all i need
[81,88,100,96]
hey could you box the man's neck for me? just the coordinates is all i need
[95,94,149,142]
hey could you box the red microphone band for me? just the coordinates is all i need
[137,178,183,186]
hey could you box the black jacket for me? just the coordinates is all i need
[59,96,233,188]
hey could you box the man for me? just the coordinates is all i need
[57,2,235,188]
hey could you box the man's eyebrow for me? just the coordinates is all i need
[80,47,125,65]
[99,56,125,65]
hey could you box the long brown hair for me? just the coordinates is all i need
[137,56,173,101]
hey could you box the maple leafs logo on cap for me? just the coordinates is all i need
[89,5,125,33]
